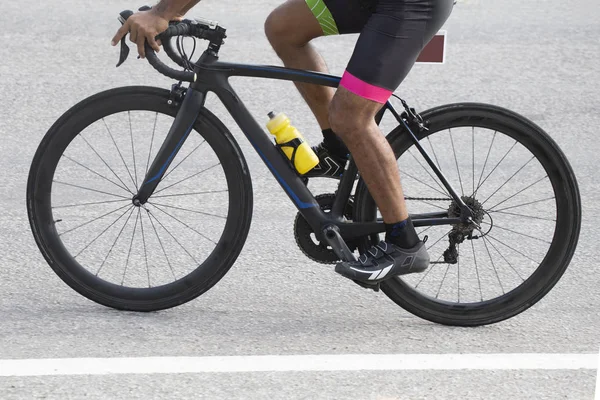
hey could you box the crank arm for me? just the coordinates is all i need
[322,225,356,262]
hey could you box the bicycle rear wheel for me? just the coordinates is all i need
[27,86,253,311]
[353,102,581,326]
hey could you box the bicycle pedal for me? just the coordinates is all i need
[353,280,380,292]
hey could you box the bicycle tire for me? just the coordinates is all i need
[353,102,581,326]
[27,86,253,312]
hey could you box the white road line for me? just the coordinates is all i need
[595,348,600,400]
[0,354,597,377]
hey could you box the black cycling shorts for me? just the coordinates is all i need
[305,0,454,103]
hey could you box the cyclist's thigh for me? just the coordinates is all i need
[267,0,325,44]
[305,0,373,36]
[339,0,455,103]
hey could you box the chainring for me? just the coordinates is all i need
[293,194,355,264]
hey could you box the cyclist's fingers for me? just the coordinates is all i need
[111,21,130,46]
[156,38,162,47]
[129,25,138,44]
[136,35,146,58]
[147,34,161,53]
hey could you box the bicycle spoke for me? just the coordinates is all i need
[487,175,549,211]
[482,235,505,294]
[474,131,497,197]
[53,198,130,209]
[471,240,483,302]
[402,170,450,198]
[492,196,555,213]
[147,210,200,265]
[486,234,539,265]
[414,252,445,289]
[74,205,134,258]
[102,118,137,190]
[58,203,131,237]
[150,203,218,245]
[62,154,131,194]
[406,149,448,195]
[96,207,136,277]
[457,243,460,303]
[483,236,525,282]
[152,189,228,199]
[472,127,475,195]
[121,208,140,286]
[139,209,151,288]
[153,162,221,195]
[128,111,139,189]
[474,140,517,196]
[426,135,443,173]
[78,133,134,194]
[482,222,551,244]
[161,139,206,182]
[53,180,130,199]
[426,229,452,252]
[489,209,555,222]
[145,207,177,281]
[145,112,159,176]
[435,261,452,299]
[149,201,226,221]
[449,128,464,196]
[417,225,435,236]
[481,156,535,206]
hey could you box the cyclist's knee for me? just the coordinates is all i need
[265,1,321,53]
[329,89,379,140]
[264,9,286,48]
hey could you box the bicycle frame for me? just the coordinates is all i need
[134,50,469,251]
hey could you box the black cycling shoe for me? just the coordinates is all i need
[304,142,348,179]
[335,240,430,283]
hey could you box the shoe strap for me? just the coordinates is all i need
[375,241,395,255]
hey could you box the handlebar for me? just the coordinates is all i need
[117,8,226,82]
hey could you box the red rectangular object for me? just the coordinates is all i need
[416,31,446,64]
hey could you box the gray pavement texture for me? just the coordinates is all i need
[1,0,599,399]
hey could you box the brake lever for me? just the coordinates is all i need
[116,10,134,67]
[116,6,152,67]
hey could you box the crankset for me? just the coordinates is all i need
[294,194,355,264]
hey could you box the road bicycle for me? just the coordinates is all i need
[26,11,581,326]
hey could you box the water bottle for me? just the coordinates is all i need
[266,111,319,175]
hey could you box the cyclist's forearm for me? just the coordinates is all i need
[153,0,201,20]
[180,0,202,15]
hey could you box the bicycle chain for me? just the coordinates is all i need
[405,196,451,202]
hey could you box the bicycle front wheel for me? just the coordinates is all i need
[27,86,253,311]
[353,102,581,326]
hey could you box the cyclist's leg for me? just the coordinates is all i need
[332,0,454,281]
[265,0,373,177]
[265,0,371,127]
[264,0,333,129]
[331,0,454,225]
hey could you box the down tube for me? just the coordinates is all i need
[213,82,327,222]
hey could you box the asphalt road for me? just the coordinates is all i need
[1,0,599,399]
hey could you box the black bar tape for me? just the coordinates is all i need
[162,39,186,68]
[145,43,195,82]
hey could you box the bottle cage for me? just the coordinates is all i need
[275,138,304,170]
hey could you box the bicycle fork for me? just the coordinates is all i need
[134,87,206,205]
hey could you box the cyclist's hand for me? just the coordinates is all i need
[111,10,169,59]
